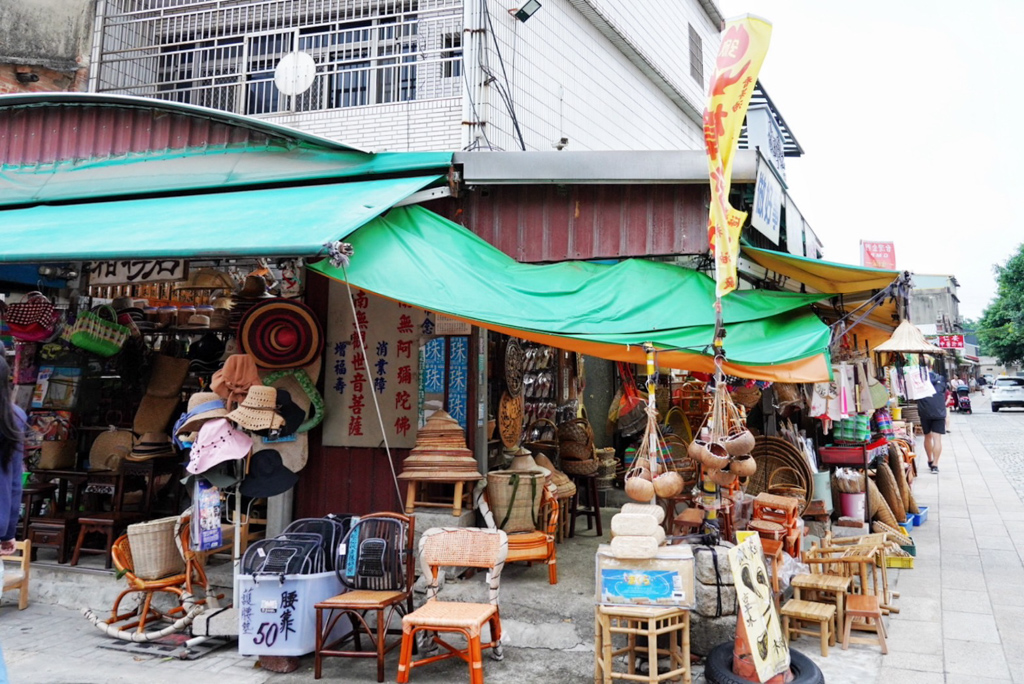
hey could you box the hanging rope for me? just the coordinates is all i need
[340,261,405,510]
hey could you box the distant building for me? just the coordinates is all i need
[910,274,961,332]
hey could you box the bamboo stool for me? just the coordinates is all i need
[760,538,785,613]
[594,605,691,684]
[842,594,887,654]
[403,479,474,517]
[780,599,836,657]
[792,573,852,642]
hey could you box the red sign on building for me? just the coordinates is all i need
[860,241,897,270]
[938,335,964,349]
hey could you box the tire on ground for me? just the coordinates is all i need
[703,642,824,684]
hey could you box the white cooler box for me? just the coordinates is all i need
[238,570,345,656]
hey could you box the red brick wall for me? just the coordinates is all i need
[0,63,87,94]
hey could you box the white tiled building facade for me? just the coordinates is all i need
[90,0,720,152]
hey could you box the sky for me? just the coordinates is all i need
[717,0,1023,319]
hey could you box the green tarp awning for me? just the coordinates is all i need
[310,206,834,382]
[0,176,440,262]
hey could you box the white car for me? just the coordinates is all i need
[991,377,1024,411]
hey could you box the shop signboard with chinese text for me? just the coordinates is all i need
[324,282,422,448]
[746,106,787,181]
[860,241,896,270]
[87,259,188,285]
[785,196,804,256]
[751,161,782,244]
[938,334,964,349]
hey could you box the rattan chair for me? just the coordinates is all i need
[106,513,209,634]
[315,512,415,682]
[397,527,509,684]
[2,539,31,610]
[475,480,558,584]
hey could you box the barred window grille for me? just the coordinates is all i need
[688,24,702,88]
[94,0,462,116]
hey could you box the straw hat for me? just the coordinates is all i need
[175,392,229,436]
[127,432,175,461]
[89,429,133,471]
[178,314,211,330]
[226,385,285,432]
[187,418,253,475]
[210,309,231,330]
[237,299,323,370]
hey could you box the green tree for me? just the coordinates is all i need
[979,243,1024,364]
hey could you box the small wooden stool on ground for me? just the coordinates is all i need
[842,593,888,654]
[671,508,703,537]
[569,473,603,537]
[595,605,691,684]
[792,572,853,641]
[28,513,78,564]
[781,599,836,657]
[71,513,141,569]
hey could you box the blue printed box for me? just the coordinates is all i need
[596,544,695,609]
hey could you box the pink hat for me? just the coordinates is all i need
[186,418,253,475]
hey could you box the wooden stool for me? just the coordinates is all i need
[28,514,78,564]
[555,495,572,543]
[752,493,799,528]
[760,538,785,612]
[402,479,474,517]
[842,593,888,654]
[781,599,836,657]
[18,483,57,540]
[792,573,852,640]
[671,508,704,537]
[569,473,603,537]
[71,513,140,569]
[595,605,691,684]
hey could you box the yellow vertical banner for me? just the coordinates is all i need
[704,15,773,297]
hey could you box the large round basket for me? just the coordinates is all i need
[504,339,525,396]
[486,470,544,533]
[557,418,591,445]
[745,436,813,515]
[562,458,599,476]
[498,392,524,449]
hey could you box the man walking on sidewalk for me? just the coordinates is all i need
[916,359,949,473]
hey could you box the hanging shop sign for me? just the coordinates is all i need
[937,334,964,349]
[805,226,822,260]
[860,241,897,270]
[751,161,782,244]
[324,283,423,448]
[87,260,188,285]
[434,314,472,336]
[746,106,787,181]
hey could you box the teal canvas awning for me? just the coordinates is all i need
[0,175,440,262]
[310,205,834,382]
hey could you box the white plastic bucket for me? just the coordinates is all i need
[840,492,865,519]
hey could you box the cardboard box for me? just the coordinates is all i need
[595,543,695,609]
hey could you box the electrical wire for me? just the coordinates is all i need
[462,62,494,150]
[340,263,405,510]
[481,0,527,150]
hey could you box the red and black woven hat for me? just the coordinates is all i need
[237,298,323,370]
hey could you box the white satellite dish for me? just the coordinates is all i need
[274,51,317,96]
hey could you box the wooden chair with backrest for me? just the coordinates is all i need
[107,513,210,634]
[2,539,31,610]
[397,527,509,684]
[314,512,416,682]
[475,480,558,584]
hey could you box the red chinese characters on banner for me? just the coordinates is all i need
[860,241,896,270]
[938,335,964,349]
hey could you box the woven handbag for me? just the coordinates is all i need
[68,305,130,357]
[127,516,185,580]
[3,291,58,342]
[486,470,543,533]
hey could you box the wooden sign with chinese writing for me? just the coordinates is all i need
[324,283,424,448]
[87,259,188,285]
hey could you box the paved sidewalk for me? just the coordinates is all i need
[3,403,1022,683]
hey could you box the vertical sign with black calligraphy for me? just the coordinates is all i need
[324,282,422,448]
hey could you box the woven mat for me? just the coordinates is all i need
[97,634,231,660]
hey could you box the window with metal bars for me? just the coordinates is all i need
[688,24,703,87]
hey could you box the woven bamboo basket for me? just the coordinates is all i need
[562,457,599,476]
[127,516,185,580]
[559,440,593,461]
[867,478,899,528]
[875,461,907,523]
[486,470,544,533]
[534,454,577,499]
[748,519,785,540]
[888,444,919,514]
[557,418,591,445]
[596,475,615,490]
[746,436,813,514]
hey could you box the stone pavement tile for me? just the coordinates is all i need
[943,554,984,572]
[942,517,975,531]
[898,597,941,622]
[942,610,1002,643]
[941,568,987,589]
[946,675,1013,683]
[1009,659,1024,684]
[979,534,1015,550]
[945,640,1012,678]
[879,667,949,683]
[884,619,943,655]
[942,588,993,613]
[879,650,945,673]
[897,577,943,599]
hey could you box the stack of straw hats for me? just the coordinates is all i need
[398,410,482,482]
